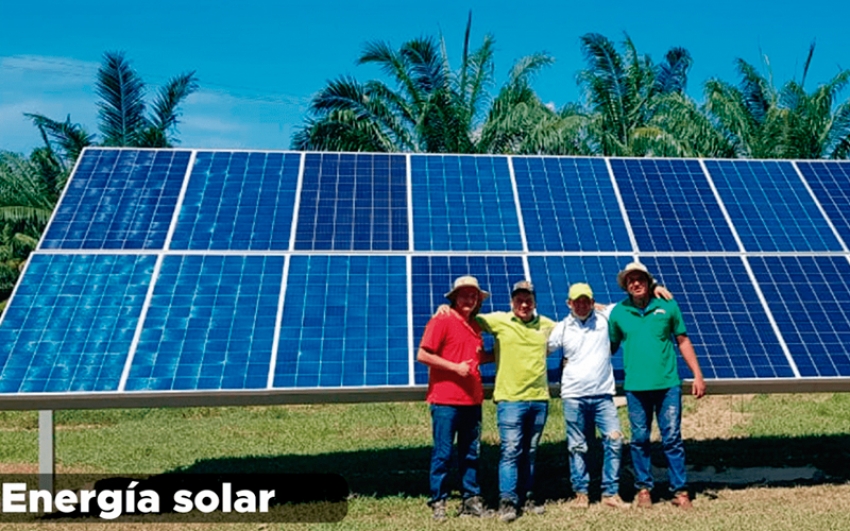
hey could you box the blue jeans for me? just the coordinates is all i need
[562,395,623,497]
[429,404,482,503]
[496,401,548,504]
[626,386,686,493]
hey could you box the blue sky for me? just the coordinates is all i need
[2,0,848,154]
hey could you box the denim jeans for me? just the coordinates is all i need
[429,404,482,503]
[626,386,686,493]
[562,395,623,497]
[496,400,548,504]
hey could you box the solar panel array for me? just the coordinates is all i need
[1,149,850,407]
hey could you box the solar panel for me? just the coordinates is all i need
[795,161,850,249]
[704,159,842,252]
[42,150,190,250]
[748,255,850,377]
[411,155,522,251]
[275,255,409,387]
[294,153,408,251]
[125,255,283,391]
[170,151,300,250]
[513,157,631,251]
[2,147,850,408]
[611,158,738,252]
[0,254,156,392]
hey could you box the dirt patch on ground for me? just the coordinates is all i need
[681,394,754,440]
[0,462,100,474]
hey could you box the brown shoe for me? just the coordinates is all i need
[635,488,652,509]
[671,491,693,509]
[602,494,631,509]
[571,493,589,509]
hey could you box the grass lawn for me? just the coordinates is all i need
[0,393,849,530]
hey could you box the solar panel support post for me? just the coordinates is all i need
[38,410,54,492]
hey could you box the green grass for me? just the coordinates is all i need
[0,394,849,530]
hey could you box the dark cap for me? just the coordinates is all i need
[511,280,535,296]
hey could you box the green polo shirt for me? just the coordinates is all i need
[476,312,556,402]
[609,297,687,391]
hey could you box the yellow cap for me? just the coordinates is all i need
[568,282,594,301]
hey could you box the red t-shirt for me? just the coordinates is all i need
[420,311,485,405]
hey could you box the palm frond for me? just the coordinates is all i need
[291,110,398,152]
[823,101,850,159]
[148,71,199,146]
[655,47,692,95]
[25,113,94,162]
[96,51,149,146]
[735,58,773,126]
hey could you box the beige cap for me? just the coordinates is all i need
[511,280,535,296]
[444,275,490,300]
[617,262,655,290]
[568,282,594,301]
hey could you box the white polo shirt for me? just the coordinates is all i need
[547,304,616,398]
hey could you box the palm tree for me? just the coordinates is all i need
[704,58,785,158]
[26,51,198,163]
[575,33,697,156]
[477,54,589,155]
[704,44,850,159]
[292,14,554,154]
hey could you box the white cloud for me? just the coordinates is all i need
[0,55,99,86]
[0,56,311,153]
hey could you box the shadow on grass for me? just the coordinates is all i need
[167,433,850,504]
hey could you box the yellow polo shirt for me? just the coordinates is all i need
[476,312,556,402]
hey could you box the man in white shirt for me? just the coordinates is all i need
[547,282,630,510]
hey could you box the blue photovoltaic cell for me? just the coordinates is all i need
[125,255,283,391]
[412,155,522,251]
[749,256,850,377]
[644,256,793,379]
[41,149,189,250]
[411,256,526,385]
[528,255,631,382]
[275,255,408,387]
[705,160,841,251]
[0,254,155,392]
[796,161,850,247]
[294,153,408,251]
[513,157,631,251]
[170,151,301,250]
[611,158,737,251]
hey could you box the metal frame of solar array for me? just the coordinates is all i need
[1,148,850,409]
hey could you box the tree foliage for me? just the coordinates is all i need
[27,51,198,164]
[0,150,65,296]
[293,14,555,154]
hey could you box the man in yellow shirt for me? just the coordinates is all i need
[476,281,556,522]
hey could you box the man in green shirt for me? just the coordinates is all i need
[609,262,706,510]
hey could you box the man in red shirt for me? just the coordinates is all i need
[417,275,493,521]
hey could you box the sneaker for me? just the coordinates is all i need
[522,498,545,515]
[431,499,447,522]
[601,494,631,509]
[635,488,652,509]
[498,499,517,523]
[571,493,590,509]
[459,496,491,518]
[671,491,693,509]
